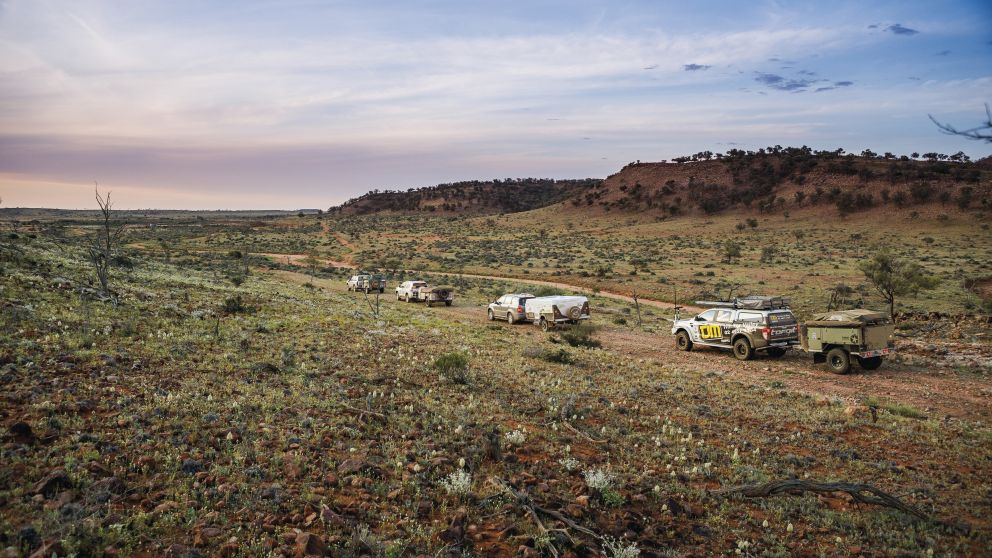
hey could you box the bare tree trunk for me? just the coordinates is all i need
[87,185,126,299]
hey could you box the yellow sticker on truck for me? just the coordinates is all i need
[699,325,723,339]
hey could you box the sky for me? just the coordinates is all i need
[0,0,990,210]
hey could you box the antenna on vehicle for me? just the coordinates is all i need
[673,286,682,321]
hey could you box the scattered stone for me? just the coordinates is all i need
[181,459,204,474]
[32,469,70,498]
[251,362,281,374]
[9,421,35,443]
[259,483,283,501]
[294,532,326,557]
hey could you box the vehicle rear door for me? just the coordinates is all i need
[767,311,798,343]
[714,309,735,346]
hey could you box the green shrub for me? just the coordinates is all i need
[541,348,574,364]
[435,352,470,384]
[558,322,601,348]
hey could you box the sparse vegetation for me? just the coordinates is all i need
[1,162,990,556]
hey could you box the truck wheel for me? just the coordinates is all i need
[396,294,401,300]
[426,301,433,308]
[766,347,787,358]
[676,331,693,351]
[379,288,384,294]
[540,318,550,332]
[733,338,754,361]
[826,348,851,374]
[858,356,883,370]
[445,301,452,306]
[507,312,515,324]
[487,309,495,321]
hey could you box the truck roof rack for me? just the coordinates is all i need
[694,296,791,310]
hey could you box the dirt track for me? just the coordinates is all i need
[269,268,992,422]
[260,253,699,312]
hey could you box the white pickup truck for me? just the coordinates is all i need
[524,296,590,331]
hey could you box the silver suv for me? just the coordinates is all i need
[487,293,535,324]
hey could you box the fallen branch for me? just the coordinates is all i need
[338,403,386,421]
[495,477,602,549]
[714,479,928,520]
[560,421,607,444]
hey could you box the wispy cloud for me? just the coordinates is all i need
[0,1,987,208]
[754,72,816,92]
[886,23,919,35]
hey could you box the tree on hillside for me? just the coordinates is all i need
[88,185,126,299]
[859,252,938,320]
[930,103,992,143]
[302,248,321,285]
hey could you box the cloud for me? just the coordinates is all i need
[815,86,835,92]
[683,63,711,71]
[643,64,658,70]
[867,24,879,29]
[834,81,853,86]
[886,24,919,35]
[754,72,815,92]
[936,50,951,56]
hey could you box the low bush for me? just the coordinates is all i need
[435,352,470,384]
[557,322,601,348]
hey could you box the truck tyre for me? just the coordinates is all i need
[676,331,693,351]
[766,347,787,358]
[826,348,851,374]
[379,288,384,294]
[445,301,452,306]
[396,294,401,300]
[540,317,550,332]
[733,337,754,361]
[487,309,495,321]
[426,301,433,308]
[507,312,515,324]
[858,356,883,370]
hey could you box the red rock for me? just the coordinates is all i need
[849,546,863,556]
[32,469,70,497]
[575,495,589,507]
[295,532,326,557]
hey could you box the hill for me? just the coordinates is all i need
[578,147,990,217]
[331,178,600,216]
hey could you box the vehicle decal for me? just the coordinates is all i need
[699,324,723,339]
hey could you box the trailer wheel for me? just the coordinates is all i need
[540,317,551,332]
[858,356,883,370]
[733,338,754,361]
[826,347,851,374]
[766,347,787,358]
[676,331,693,351]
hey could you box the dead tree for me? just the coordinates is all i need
[631,291,642,326]
[87,185,126,299]
[930,103,992,143]
[714,479,928,520]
